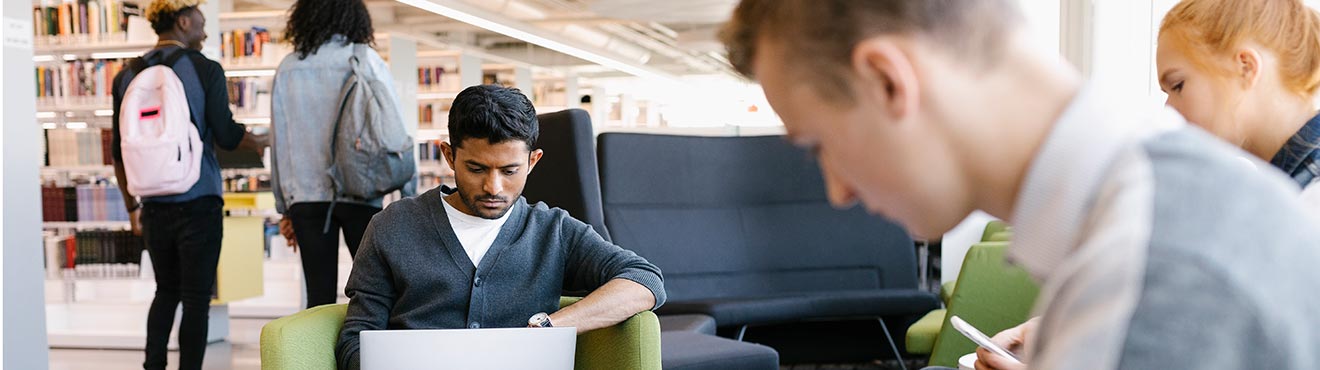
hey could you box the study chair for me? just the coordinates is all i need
[597,133,938,363]
[523,108,611,242]
[905,223,1032,366]
[258,297,661,370]
[520,110,780,369]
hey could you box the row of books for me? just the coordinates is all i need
[45,128,114,167]
[42,185,131,223]
[418,65,461,92]
[419,102,451,126]
[224,173,272,193]
[227,76,272,117]
[36,59,126,106]
[418,173,453,192]
[418,139,447,163]
[221,27,273,60]
[32,0,139,40]
[48,230,146,279]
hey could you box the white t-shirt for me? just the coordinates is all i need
[441,196,511,267]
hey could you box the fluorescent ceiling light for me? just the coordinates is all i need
[394,0,679,84]
[225,69,276,77]
[62,54,77,61]
[94,110,114,117]
[42,122,58,130]
[36,112,56,119]
[33,55,55,62]
[66,122,88,129]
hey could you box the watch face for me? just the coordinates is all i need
[529,313,548,327]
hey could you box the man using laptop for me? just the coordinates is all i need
[335,85,665,370]
[722,0,1320,369]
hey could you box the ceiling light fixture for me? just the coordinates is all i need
[393,0,680,85]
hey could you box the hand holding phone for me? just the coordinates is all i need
[950,315,1023,365]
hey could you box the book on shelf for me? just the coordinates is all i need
[44,128,114,167]
[221,27,273,61]
[43,184,129,223]
[36,58,126,107]
[227,76,272,117]
[33,0,138,44]
[417,65,460,93]
[58,229,145,279]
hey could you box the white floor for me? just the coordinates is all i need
[49,318,270,370]
[47,239,353,369]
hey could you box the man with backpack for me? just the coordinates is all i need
[110,1,267,369]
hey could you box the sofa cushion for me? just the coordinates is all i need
[656,289,939,328]
[660,314,718,335]
[662,331,778,370]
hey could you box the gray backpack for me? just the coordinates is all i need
[324,44,415,231]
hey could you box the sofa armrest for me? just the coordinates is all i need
[560,297,662,370]
[260,303,349,370]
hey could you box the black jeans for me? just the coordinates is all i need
[286,202,380,308]
[141,196,224,370]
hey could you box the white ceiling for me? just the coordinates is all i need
[230,0,735,77]
[583,0,738,24]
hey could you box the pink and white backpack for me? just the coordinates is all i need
[118,54,202,196]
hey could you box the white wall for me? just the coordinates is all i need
[3,0,52,367]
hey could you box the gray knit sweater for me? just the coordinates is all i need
[336,187,666,370]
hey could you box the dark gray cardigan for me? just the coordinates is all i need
[336,187,666,370]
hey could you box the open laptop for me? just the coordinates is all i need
[360,327,576,370]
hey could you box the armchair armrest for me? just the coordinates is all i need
[560,296,662,370]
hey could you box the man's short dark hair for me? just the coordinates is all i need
[149,6,197,34]
[448,85,539,150]
[720,0,1019,102]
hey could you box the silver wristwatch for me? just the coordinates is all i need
[528,312,553,328]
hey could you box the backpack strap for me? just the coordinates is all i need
[323,44,372,233]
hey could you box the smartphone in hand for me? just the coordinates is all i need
[950,315,1023,365]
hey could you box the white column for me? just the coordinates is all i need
[200,0,221,61]
[564,72,580,109]
[620,94,637,127]
[514,66,533,95]
[591,86,610,130]
[459,53,483,89]
[3,2,52,368]
[389,37,419,136]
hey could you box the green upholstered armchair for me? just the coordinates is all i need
[259,297,661,370]
[925,242,1039,367]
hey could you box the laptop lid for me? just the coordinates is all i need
[360,327,576,370]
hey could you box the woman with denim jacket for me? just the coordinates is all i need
[1156,0,1320,211]
[272,0,404,308]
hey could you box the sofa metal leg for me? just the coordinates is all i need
[877,318,907,370]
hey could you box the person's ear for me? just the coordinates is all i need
[527,149,544,173]
[175,11,192,34]
[440,141,457,170]
[1235,48,1263,88]
[851,37,920,123]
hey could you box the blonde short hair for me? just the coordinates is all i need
[145,0,205,30]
